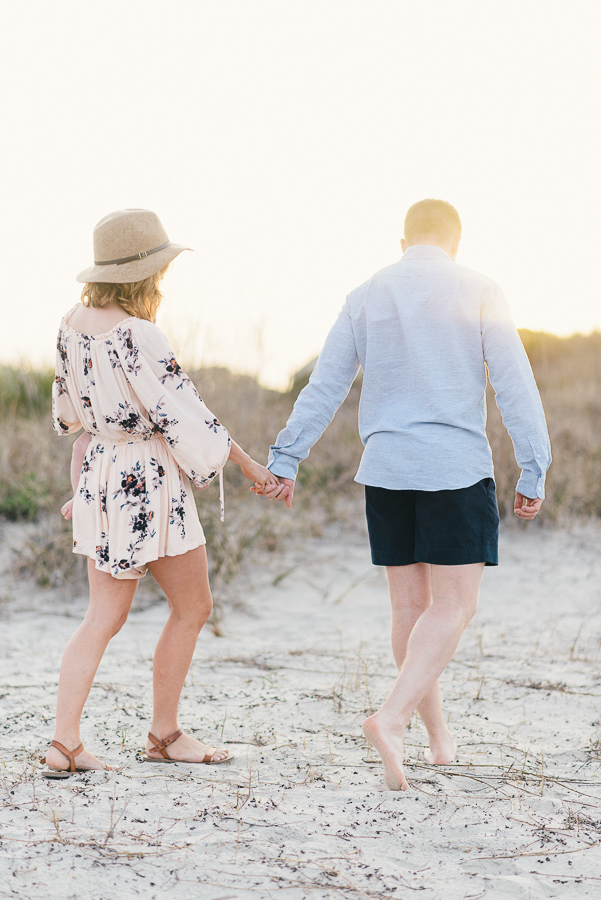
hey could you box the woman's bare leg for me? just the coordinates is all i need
[145,546,228,762]
[387,564,457,764]
[363,563,484,790]
[45,560,137,771]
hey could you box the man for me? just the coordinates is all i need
[260,199,551,791]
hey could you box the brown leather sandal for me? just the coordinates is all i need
[40,740,110,779]
[142,729,234,764]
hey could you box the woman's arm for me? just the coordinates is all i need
[61,433,91,520]
[228,439,282,492]
[70,433,91,493]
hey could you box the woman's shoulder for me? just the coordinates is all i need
[122,318,176,361]
[126,317,170,344]
[58,304,81,329]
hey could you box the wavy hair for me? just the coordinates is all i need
[80,264,170,322]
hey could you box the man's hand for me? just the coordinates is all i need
[275,477,295,509]
[514,492,543,520]
[252,477,295,509]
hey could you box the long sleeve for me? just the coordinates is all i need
[481,282,551,499]
[268,301,360,479]
[52,331,82,435]
[117,320,231,489]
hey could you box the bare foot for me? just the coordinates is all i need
[146,731,230,763]
[362,713,409,791]
[45,743,116,772]
[424,728,457,765]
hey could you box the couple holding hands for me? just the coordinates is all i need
[45,203,550,791]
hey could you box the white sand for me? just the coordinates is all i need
[1,513,601,899]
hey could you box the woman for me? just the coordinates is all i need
[44,209,279,777]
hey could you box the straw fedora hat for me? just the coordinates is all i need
[76,209,190,284]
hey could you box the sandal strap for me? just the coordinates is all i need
[147,729,183,759]
[50,740,84,773]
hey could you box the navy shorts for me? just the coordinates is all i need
[365,478,499,567]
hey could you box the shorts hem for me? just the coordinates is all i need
[371,551,416,567]
[72,538,207,580]
[371,546,498,567]
[419,546,498,567]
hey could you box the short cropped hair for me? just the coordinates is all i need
[80,264,170,323]
[404,199,461,243]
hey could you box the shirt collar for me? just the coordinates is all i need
[401,245,453,261]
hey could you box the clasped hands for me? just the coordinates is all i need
[238,458,294,509]
[251,475,294,509]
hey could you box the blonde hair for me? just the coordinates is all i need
[404,199,461,243]
[80,265,170,322]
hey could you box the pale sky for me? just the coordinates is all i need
[1,0,599,388]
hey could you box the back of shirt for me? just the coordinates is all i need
[269,245,551,498]
[352,246,494,488]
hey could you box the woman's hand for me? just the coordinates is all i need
[228,439,287,498]
[252,477,295,509]
[240,458,281,492]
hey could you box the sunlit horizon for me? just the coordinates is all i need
[3,315,600,395]
[1,1,600,390]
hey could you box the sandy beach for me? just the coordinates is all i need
[1,511,601,899]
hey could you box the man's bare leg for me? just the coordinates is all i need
[363,563,484,791]
[387,564,457,765]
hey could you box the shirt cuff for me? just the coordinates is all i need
[516,471,546,500]
[267,449,299,481]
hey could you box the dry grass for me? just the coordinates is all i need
[2,330,601,591]
[0,417,72,521]
[488,330,601,519]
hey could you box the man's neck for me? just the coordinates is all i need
[401,236,459,259]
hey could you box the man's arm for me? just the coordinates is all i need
[481,282,551,511]
[267,300,360,497]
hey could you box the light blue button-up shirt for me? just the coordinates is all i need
[268,246,551,499]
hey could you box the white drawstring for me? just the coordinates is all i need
[219,468,225,522]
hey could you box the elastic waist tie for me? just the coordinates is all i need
[90,432,158,445]
[87,432,226,522]
[219,469,225,523]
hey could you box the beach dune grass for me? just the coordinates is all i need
[0,364,54,419]
[2,329,601,588]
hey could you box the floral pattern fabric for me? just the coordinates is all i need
[52,309,231,579]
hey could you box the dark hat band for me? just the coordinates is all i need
[94,241,171,266]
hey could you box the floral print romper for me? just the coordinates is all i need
[52,308,231,579]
